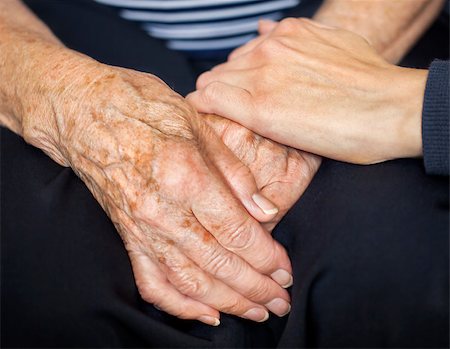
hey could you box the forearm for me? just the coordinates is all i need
[0,0,96,165]
[313,0,445,63]
[0,0,61,133]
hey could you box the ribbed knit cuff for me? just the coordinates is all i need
[422,60,449,176]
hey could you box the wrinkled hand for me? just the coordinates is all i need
[42,61,297,325]
[188,18,426,165]
[202,113,321,232]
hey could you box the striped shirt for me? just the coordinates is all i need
[94,0,301,57]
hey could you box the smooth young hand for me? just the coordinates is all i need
[188,18,428,165]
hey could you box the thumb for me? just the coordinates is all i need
[197,122,279,222]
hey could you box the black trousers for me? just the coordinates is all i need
[2,1,449,347]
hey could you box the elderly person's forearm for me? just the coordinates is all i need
[0,0,94,165]
[313,0,446,63]
[0,0,313,325]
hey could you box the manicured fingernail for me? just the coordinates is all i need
[271,269,293,288]
[252,193,278,215]
[242,308,269,322]
[266,298,291,317]
[198,316,220,326]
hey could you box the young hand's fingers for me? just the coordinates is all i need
[228,34,268,61]
[186,82,259,133]
[210,55,254,73]
[128,250,221,326]
[196,69,254,91]
[175,219,291,316]
[258,19,278,34]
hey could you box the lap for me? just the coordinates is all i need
[275,159,449,347]
[0,126,280,347]
[3,128,448,347]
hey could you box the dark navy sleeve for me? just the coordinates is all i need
[422,60,449,176]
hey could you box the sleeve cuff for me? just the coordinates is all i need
[422,60,449,176]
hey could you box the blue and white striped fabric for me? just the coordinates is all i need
[94,0,301,57]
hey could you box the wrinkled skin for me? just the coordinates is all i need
[204,114,321,232]
[1,0,437,328]
[28,61,320,325]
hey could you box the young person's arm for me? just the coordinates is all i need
[189,19,436,167]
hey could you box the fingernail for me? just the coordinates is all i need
[271,269,293,288]
[242,308,269,322]
[198,316,221,326]
[252,193,278,215]
[266,298,291,317]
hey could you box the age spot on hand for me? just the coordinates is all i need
[182,219,192,228]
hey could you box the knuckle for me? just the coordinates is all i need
[228,161,253,186]
[202,81,222,104]
[220,298,245,315]
[203,250,235,278]
[196,71,211,89]
[277,17,300,33]
[220,217,255,251]
[245,278,271,300]
[251,239,281,272]
[147,99,197,140]
[176,271,209,299]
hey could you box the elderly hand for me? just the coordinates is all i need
[18,51,298,325]
[188,18,428,165]
[203,113,321,232]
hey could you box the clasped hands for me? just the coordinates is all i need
[26,41,320,325]
[29,15,426,327]
[45,15,422,325]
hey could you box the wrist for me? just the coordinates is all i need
[380,66,427,161]
[15,45,100,166]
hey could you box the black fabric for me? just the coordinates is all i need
[2,0,449,347]
[422,60,450,176]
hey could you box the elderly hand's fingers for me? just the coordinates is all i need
[198,120,279,223]
[174,219,291,316]
[113,208,221,325]
[187,82,259,134]
[129,251,222,326]
[260,150,322,232]
[157,243,274,322]
[190,169,293,288]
